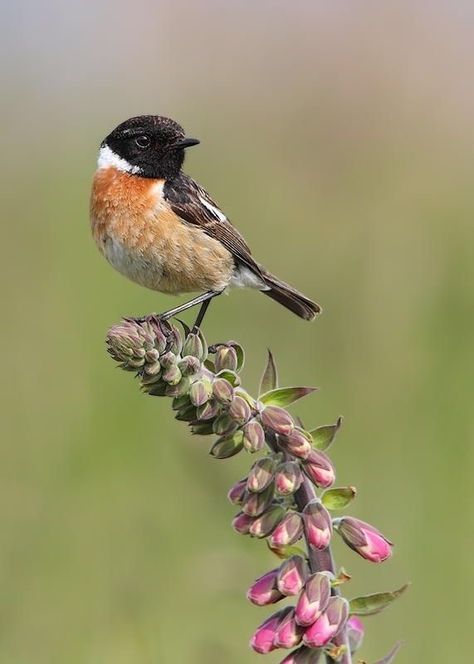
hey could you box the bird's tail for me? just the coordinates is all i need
[261,270,321,321]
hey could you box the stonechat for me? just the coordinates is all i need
[90,115,320,328]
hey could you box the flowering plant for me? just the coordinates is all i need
[106,317,406,663]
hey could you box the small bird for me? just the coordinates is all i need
[90,115,320,328]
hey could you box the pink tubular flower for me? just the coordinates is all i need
[281,428,313,459]
[336,517,393,563]
[227,478,247,505]
[302,596,349,648]
[260,406,295,436]
[295,573,331,626]
[275,461,303,495]
[302,501,333,550]
[243,419,265,452]
[302,449,335,488]
[347,616,364,653]
[273,608,304,649]
[269,511,304,548]
[247,568,284,606]
[232,511,255,535]
[250,607,292,654]
[277,555,309,596]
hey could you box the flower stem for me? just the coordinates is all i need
[295,476,353,664]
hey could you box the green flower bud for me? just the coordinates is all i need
[175,403,197,422]
[247,457,277,493]
[172,394,192,411]
[213,413,239,436]
[212,378,234,404]
[159,351,177,369]
[215,369,241,387]
[210,431,244,459]
[182,333,204,360]
[189,379,212,407]
[229,395,251,424]
[241,483,275,517]
[144,348,160,363]
[178,355,201,377]
[196,399,220,421]
[162,364,182,386]
[127,357,145,369]
[214,345,239,372]
[190,421,215,435]
[144,360,161,376]
[165,376,191,397]
[243,419,266,453]
[249,505,286,538]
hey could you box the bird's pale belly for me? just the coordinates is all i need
[90,167,234,294]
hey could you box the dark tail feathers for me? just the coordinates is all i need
[261,271,321,321]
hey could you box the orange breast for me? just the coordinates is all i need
[90,167,234,294]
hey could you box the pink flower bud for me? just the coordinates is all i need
[212,377,234,404]
[227,478,247,505]
[250,607,292,654]
[247,457,276,493]
[261,406,295,436]
[178,355,201,376]
[242,483,274,517]
[302,450,335,488]
[243,419,266,452]
[229,395,251,424]
[302,501,333,550]
[189,379,212,406]
[273,608,304,649]
[277,555,309,596]
[281,427,313,459]
[295,573,331,626]
[269,511,304,548]
[214,345,238,372]
[302,596,349,648]
[249,505,286,538]
[196,399,220,421]
[275,461,303,495]
[347,616,364,653]
[336,517,393,563]
[232,511,255,535]
[247,568,284,606]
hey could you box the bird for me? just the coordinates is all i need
[90,115,320,329]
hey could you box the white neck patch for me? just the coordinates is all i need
[97,144,142,174]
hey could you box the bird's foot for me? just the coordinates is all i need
[123,313,173,338]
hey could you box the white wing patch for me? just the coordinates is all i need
[198,195,227,222]
[98,145,142,175]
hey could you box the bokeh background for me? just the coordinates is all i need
[1,1,473,662]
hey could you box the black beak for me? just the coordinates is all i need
[173,137,200,150]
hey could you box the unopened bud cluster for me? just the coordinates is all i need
[107,318,403,663]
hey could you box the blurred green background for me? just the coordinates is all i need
[1,1,473,662]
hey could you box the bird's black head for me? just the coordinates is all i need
[98,115,200,179]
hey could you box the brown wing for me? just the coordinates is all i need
[163,174,264,278]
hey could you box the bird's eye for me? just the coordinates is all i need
[135,135,150,149]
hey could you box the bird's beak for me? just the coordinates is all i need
[173,137,200,150]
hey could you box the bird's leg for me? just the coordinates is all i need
[159,290,222,324]
[192,298,213,332]
[125,290,222,336]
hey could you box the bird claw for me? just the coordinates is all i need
[123,313,173,338]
